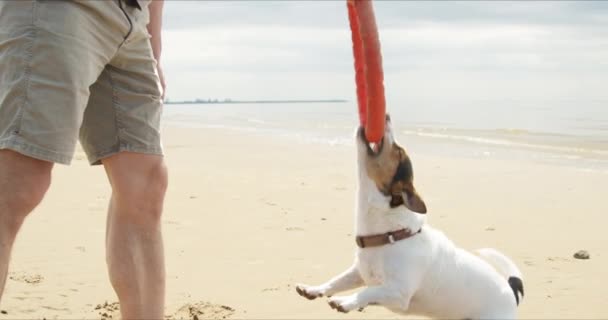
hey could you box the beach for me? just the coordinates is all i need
[0,112,607,318]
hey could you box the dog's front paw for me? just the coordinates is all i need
[328,295,359,313]
[295,284,326,300]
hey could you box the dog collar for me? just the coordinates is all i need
[356,228,421,249]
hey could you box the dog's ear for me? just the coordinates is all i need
[388,180,426,214]
[402,185,427,214]
[389,194,404,208]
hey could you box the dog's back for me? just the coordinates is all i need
[407,227,522,319]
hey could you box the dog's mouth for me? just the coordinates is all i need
[358,126,384,157]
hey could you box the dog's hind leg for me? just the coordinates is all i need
[327,285,410,313]
[296,264,363,300]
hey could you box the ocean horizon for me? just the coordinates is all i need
[162,101,608,173]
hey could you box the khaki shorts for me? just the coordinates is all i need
[0,0,163,165]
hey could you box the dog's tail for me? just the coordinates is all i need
[477,248,524,306]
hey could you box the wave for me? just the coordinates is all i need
[164,113,608,158]
[401,129,608,157]
[246,118,270,125]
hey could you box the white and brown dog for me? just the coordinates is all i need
[296,116,524,319]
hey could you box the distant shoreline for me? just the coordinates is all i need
[165,99,348,105]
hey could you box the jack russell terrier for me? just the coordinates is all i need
[296,116,524,319]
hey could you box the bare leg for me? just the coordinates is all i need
[102,152,168,319]
[0,150,52,303]
[296,264,364,300]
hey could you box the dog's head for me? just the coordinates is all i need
[356,115,427,214]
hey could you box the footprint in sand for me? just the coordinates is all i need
[94,301,120,320]
[94,301,235,320]
[169,302,235,320]
[9,272,43,284]
[285,227,304,231]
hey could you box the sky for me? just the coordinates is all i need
[161,1,608,106]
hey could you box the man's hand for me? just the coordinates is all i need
[157,63,166,100]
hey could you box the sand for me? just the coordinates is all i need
[0,125,606,319]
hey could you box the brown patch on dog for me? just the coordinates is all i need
[360,123,426,214]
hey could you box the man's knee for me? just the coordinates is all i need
[0,150,53,227]
[104,153,168,223]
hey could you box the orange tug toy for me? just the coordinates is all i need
[347,0,386,144]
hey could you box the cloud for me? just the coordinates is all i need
[161,1,608,102]
[163,1,608,30]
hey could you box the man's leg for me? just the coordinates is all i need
[102,152,167,319]
[0,0,135,308]
[0,150,53,302]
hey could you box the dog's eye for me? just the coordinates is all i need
[392,161,412,184]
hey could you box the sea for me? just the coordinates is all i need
[162,100,608,173]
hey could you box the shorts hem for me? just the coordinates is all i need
[0,136,72,165]
[88,145,164,166]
